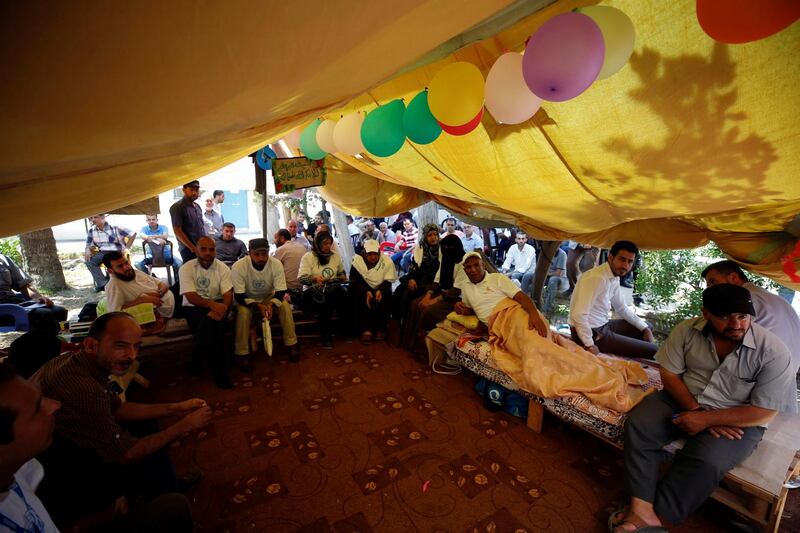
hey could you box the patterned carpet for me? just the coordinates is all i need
[131,338,797,532]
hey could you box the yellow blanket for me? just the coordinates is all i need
[487,298,653,413]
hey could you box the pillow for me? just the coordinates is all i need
[446,311,480,330]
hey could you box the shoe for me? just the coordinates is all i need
[785,476,800,489]
[288,345,301,363]
[360,332,373,346]
[176,470,203,494]
[214,376,234,389]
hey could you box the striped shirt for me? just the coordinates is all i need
[32,352,137,463]
[85,222,131,253]
[397,227,419,251]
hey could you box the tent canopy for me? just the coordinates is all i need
[1,0,798,284]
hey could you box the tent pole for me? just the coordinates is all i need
[262,190,268,239]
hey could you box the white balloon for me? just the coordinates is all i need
[333,113,365,155]
[580,6,635,80]
[485,52,541,125]
[315,119,338,153]
[282,126,302,150]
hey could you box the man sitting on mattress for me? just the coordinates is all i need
[454,252,652,413]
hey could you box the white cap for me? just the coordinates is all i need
[363,240,380,253]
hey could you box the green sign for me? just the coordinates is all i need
[272,157,326,193]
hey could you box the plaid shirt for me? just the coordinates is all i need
[85,222,131,252]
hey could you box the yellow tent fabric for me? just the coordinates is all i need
[1,1,799,285]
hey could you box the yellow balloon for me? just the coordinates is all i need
[428,61,485,126]
[579,6,635,80]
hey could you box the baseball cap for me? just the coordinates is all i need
[183,180,200,188]
[248,238,270,252]
[702,284,756,316]
[363,240,380,254]
[462,251,482,263]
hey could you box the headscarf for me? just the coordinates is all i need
[419,223,440,267]
[438,234,465,289]
[313,230,334,265]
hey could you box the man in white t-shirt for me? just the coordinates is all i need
[103,251,175,325]
[179,236,234,389]
[456,252,548,337]
[501,232,536,284]
[232,238,300,366]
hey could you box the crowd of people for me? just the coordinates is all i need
[2,186,799,532]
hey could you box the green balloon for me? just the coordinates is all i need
[300,119,327,160]
[361,99,406,157]
[403,90,442,144]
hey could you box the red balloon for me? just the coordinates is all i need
[696,0,800,44]
[438,108,484,136]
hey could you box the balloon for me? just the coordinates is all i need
[255,145,276,170]
[522,12,605,102]
[403,90,442,144]
[315,119,338,153]
[484,53,542,124]
[299,119,327,160]
[283,127,302,151]
[333,112,365,155]
[438,107,483,136]
[696,0,800,44]
[361,99,406,157]
[578,6,635,79]
[428,62,485,126]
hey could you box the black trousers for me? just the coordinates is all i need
[624,391,764,524]
[571,319,658,360]
[301,285,351,341]
[183,305,230,380]
[351,285,392,335]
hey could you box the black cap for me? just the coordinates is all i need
[702,284,756,317]
[248,238,269,252]
[183,180,200,188]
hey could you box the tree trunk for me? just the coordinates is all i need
[531,241,560,308]
[417,201,439,229]
[19,228,67,292]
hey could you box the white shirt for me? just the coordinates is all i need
[347,223,360,237]
[179,258,233,306]
[0,459,59,532]
[460,233,484,252]
[291,233,312,251]
[231,256,287,302]
[105,270,175,318]
[502,243,536,274]
[461,272,521,324]
[297,251,346,282]
[569,262,648,347]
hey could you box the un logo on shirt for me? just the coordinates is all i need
[253,279,266,289]
[197,277,210,289]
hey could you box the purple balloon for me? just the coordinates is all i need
[523,12,605,102]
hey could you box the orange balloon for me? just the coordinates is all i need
[696,0,800,44]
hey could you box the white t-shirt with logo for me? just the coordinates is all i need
[231,256,287,302]
[106,270,175,318]
[179,258,233,307]
[460,272,521,324]
[0,459,59,532]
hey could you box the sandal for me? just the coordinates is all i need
[610,511,667,533]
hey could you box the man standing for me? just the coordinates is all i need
[0,253,67,328]
[179,236,234,388]
[501,231,536,284]
[287,219,311,250]
[569,240,657,359]
[522,245,568,315]
[702,259,800,413]
[214,222,248,266]
[273,229,306,296]
[32,313,211,525]
[232,239,301,366]
[202,196,224,236]
[566,242,599,295]
[136,214,182,277]
[613,284,794,531]
[460,224,483,252]
[84,214,135,292]
[169,180,206,263]
[212,190,225,211]
[103,251,175,319]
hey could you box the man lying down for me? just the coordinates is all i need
[454,252,653,413]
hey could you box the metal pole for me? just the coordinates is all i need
[262,191,268,239]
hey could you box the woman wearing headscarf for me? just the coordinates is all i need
[399,234,466,350]
[297,231,350,348]
[391,224,439,341]
[349,240,397,345]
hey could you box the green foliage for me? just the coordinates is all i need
[0,237,23,266]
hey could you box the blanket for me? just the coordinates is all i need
[487,298,653,413]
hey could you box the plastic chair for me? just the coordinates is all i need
[0,304,30,332]
[142,240,175,286]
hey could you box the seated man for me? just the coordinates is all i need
[613,284,795,532]
[179,236,234,388]
[84,214,135,292]
[288,219,311,250]
[32,313,211,527]
[569,240,657,359]
[349,240,396,345]
[232,238,301,366]
[360,219,380,243]
[214,222,248,266]
[0,253,67,329]
[135,214,182,277]
[273,229,306,301]
[377,222,396,245]
[456,252,651,412]
[103,251,175,330]
[501,231,535,284]
[460,223,483,252]
[391,217,419,274]
[440,217,464,239]
[521,245,568,314]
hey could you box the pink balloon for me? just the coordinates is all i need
[523,12,604,102]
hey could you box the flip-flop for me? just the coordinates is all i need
[609,510,668,533]
[607,503,628,532]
